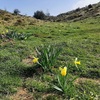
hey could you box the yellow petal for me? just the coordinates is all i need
[32,58,39,63]
[76,61,80,65]
[61,67,67,76]
[64,67,67,71]
[74,58,80,64]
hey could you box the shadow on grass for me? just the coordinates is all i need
[20,65,44,77]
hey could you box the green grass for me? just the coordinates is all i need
[0,17,100,99]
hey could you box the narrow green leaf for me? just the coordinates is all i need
[53,85,63,92]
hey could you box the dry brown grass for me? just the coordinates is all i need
[9,88,33,100]
[75,77,100,85]
[0,9,44,27]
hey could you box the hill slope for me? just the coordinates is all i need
[46,2,100,22]
[0,2,100,26]
[0,2,100,100]
[0,9,43,27]
[0,16,100,100]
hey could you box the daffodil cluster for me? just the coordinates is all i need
[53,58,81,94]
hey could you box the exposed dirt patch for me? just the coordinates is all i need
[22,58,33,66]
[22,55,35,66]
[0,39,15,46]
[8,78,100,100]
[42,93,57,99]
[10,87,33,100]
[22,50,38,66]
[75,77,100,84]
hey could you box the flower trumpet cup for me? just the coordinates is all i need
[59,67,67,76]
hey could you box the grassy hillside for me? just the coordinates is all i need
[0,4,100,99]
[0,16,100,99]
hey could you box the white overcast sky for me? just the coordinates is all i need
[73,0,100,9]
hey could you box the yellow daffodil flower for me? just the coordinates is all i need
[75,61,80,65]
[60,67,67,76]
[74,58,81,67]
[32,57,39,63]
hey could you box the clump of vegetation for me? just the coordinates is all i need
[14,19,23,26]
[53,58,80,98]
[32,44,62,72]
[88,4,93,8]
[33,10,46,20]
[0,30,32,40]
[32,44,82,98]
[75,8,80,12]
[13,9,20,15]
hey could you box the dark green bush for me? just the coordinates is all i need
[13,9,20,15]
[33,10,46,20]
[88,4,93,8]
